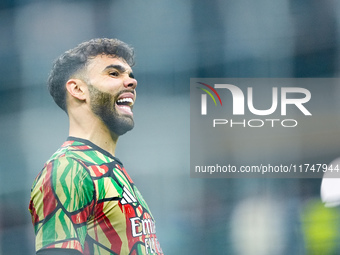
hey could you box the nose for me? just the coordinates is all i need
[124,76,137,89]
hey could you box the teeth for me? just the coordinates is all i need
[120,106,132,111]
[117,98,134,105]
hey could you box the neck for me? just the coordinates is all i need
[68,111,118,156]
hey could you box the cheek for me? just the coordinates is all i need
[101,95,115,108]
[90,91,113,107]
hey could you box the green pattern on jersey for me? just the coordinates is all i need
[29,137,163,255]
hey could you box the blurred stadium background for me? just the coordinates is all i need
[1,0,340,254]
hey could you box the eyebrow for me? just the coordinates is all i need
[104,64,135,78]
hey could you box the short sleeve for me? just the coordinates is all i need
[29,157,95,253]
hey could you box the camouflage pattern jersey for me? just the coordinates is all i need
[29,137,163,255]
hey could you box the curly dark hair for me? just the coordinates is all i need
[48,38,135,112]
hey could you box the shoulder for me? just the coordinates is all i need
[30,154,96,221]
[31,152,95,202]
[32,155,90,189]
[37,139,97,184]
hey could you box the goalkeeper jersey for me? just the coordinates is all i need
[29,137,163,255]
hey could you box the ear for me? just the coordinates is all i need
[66,79,87,101]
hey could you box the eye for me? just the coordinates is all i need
[109,71,119,77]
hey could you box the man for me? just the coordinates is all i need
[29,38,163,255]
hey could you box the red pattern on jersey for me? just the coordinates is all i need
[42,163,57,218]
[116,164,133,183]
[88,164,109,177]
[94,201,123,253]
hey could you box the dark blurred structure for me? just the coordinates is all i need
[1,0,340,254]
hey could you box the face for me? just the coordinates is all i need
[84,55,137,136]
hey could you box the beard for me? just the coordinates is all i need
[87,84,134,136]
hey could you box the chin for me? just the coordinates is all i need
[107,119,134,136]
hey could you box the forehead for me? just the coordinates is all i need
[86,54,132,73]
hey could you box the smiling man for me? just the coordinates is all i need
[29,38,163,255]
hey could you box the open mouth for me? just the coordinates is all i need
[115,94,135,115]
